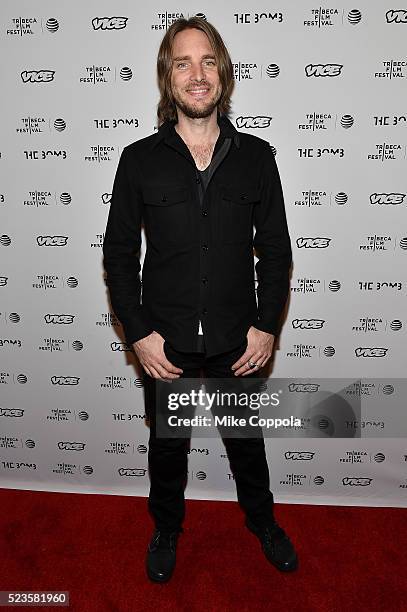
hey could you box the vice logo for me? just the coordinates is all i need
[37,235,68,246]
[355,347,388,357]
[0,277,8,286]
[236,116,272,128]
[285,452,315,460]
[288,383,320,392]
[44,314,75,324]
[57,442,86,451]
[292,319,325,329]
[0,407,24,417]
[51,376,80,385]
[111,342,132,351]
[21,70,55,83]
[386,9,407,23]
[118,468,147,477]
[92,16,128,30]
[305,64,343,77]
[370,192,405,205]
[342,477,372,486]
[296,237,331,248]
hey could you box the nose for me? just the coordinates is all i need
[190,61,205,82]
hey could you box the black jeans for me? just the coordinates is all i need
[143,337,274,533]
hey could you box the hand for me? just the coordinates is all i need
[231,326,275,376]
[133,331,183,380]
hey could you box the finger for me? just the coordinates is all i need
[231,349,251,372]
[237,351,264,376]
[143,363,154,377]
[153,361,181,380]
[160,355,183,375]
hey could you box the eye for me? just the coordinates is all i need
[176,62,188,69]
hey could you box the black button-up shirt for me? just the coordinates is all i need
[103,112,292,358]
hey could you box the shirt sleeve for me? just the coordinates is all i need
[102,146,154,346]
[253,142,292,337]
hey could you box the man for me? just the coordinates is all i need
[103,17,297,582]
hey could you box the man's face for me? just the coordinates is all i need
[170,28,222,120]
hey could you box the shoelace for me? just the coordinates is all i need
[152,530,178,552]
[263,523,287,545]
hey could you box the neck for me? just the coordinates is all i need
[175,108,220,146]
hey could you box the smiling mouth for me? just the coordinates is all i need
[186,87,210,98]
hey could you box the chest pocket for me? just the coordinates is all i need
[142,185,191,246]
[218,184,260,244]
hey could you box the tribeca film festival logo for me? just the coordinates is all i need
[6,17,59,36]
[339,451,386,464]
[95,313,120,328]
[370,192,406,206]
[286,344,336,359]
[38,338,84,353]
[374,59,407,79]
[52,463,93,476]
[345,381,395,397]
[235,116,272,129]
[36,235,68,247]
[0,371,28,385]
[85,146,115,162]
[105,441,131,456]
[294,191,349,207]
[90,233,104,248]
[359,235,407,251]
[16,117,66,135]
[304,8,362,27]
[32,275,78,290]
[296,237,331,248]
[291,278,324,294]
[79,65,133,84]
[367,143,404,161]
[149,12,207,30]
[23,191,72,207]
[298,113,354,132]
[100,375,127,390]
[46,408,78,423]
[352,317,403,333]
[21,70,55,83]
[91,16,128,31]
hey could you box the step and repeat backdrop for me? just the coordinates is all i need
[1,1,406,507]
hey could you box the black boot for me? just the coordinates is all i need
[146,528,181,583]
[246,517,298,572]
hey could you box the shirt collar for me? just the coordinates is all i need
[150,110,240,151]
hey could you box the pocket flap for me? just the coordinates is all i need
[143,185,189,206]
[221,185,260,204]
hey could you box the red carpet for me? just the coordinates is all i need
[0,488,406,611]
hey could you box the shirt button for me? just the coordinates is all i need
[202,308,208,315]
[196,177,201,184]
[202,276,208,284]
[202,244,208,251]
[202,210,208,216]
[161,195,167,202]
[240,194,247,201]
